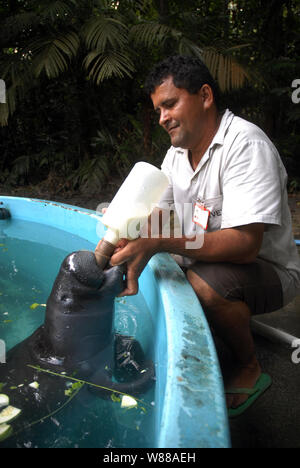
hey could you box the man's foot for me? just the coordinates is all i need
[225,358,262,409]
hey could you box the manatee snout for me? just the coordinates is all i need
[62,250,125,297]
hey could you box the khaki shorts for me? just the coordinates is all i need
[188,258,283,315]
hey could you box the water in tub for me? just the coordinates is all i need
[0,220,155,448]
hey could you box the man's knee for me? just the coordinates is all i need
[186,268,227,310]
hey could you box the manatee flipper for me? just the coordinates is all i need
[88,334,155,398]
[115,334,150,375]
[88,362,155,398]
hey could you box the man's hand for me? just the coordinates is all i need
[97,218,264,297]
[110,237,159,297]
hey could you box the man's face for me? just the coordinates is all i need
[151,76,206,150]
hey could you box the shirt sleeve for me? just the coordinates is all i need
[157,148,175,208]
[221,139,285,229]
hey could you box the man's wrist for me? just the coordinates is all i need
[143,234,192,257]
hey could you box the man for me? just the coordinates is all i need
[107,55,300,414]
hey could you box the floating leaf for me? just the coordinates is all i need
[30,303,46,310]
[64,381,84,397]
[111,393,121,403]
[0,423,13,442]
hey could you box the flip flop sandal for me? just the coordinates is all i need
[226,373,272,418]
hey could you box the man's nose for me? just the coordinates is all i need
[159,108,170,127]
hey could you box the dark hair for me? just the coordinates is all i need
[144,55,220,109]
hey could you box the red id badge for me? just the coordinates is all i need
[193,202,210,231]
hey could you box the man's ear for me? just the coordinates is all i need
[199,84,214,109]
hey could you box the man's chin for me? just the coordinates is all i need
[170,136,186,148]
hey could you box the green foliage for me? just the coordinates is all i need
[68,156,110,193]
[0,0,299,193]
[33,32,81,79]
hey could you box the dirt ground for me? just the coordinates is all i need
[0,177,119,213]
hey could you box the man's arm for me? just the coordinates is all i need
[157,223,264,263]
[110,220,265,296]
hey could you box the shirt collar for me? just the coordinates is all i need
[173,109,235,175]
[209,108,234,148]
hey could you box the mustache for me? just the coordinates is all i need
[165,121,179,132]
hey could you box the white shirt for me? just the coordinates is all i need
[158,109,300,305]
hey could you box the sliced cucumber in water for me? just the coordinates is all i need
[0,405,21,424]
[0,423,13,442]
[121,395,138,409]
[0,394,9,409]
[29,381,39,389]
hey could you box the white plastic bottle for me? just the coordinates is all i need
[95,162,169,268]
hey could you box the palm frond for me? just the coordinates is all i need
[201,48,250,92]
[83,50,135,84]
[130,22,173,48]
[82,16,129,51]
[32,32,80,79]
[54,32,81,57]
[177,37,203,58]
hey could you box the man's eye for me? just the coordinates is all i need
[165,101,175,109]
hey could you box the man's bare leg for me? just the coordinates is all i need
[187,269,261,409]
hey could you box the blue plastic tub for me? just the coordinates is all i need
[0,196,230,448]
